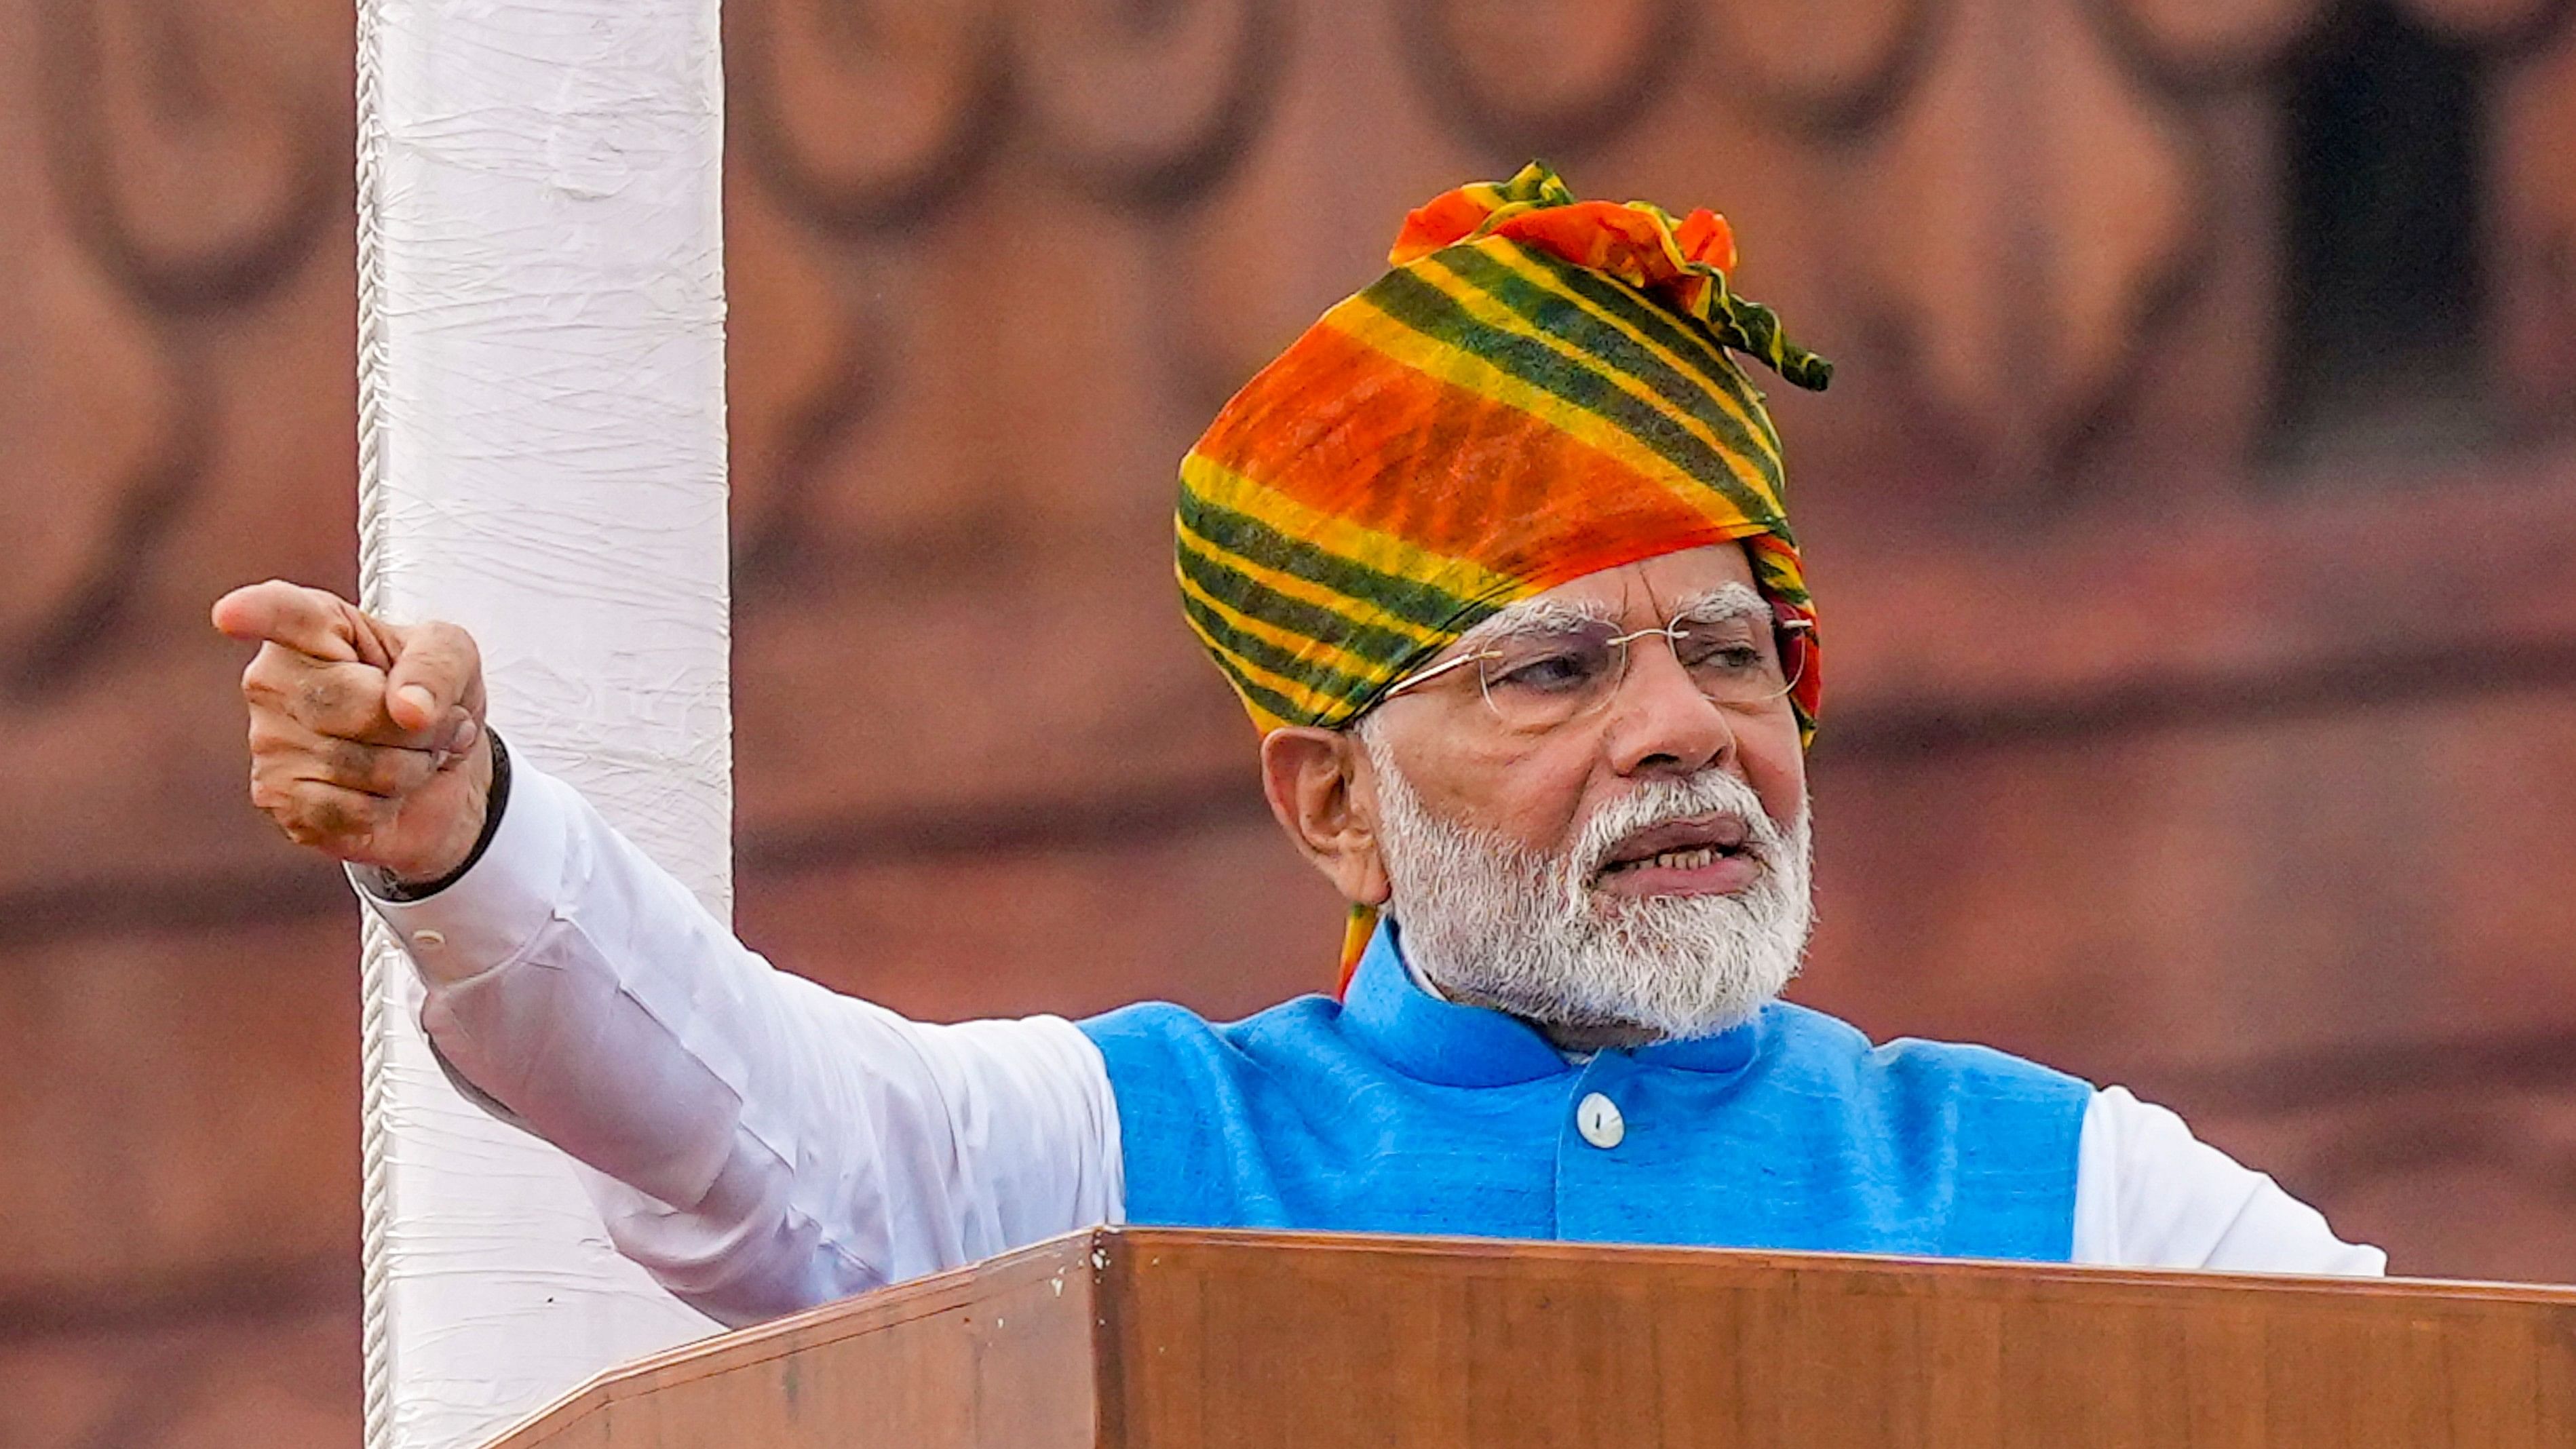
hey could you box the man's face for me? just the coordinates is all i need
[1352,543,1813,1041]
[1361,543,1808,865]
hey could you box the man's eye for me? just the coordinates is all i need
[1680,641,1767,674]
[1490,649,1603,693]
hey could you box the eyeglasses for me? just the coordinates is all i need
[1375,607,1810,733]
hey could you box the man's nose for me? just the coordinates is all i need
[1600,636,1735,778]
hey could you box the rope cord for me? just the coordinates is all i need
[352,0,396,1442]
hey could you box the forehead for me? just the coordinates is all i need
[1521,542,1758,617]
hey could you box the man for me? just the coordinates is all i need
[217,166,2381,1329]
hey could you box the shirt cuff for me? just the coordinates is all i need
[352,760,576,987]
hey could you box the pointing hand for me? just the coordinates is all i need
[212,581,493,883]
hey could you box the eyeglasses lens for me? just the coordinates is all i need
[1474,623,1622,729]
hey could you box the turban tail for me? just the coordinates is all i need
[1172,163,1832,986]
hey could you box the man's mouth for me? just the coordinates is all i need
[1590,815,1763,899]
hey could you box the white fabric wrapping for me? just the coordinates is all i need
[353,1,729,1445]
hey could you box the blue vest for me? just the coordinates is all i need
[1080,924,2092,1261]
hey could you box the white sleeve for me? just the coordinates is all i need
[2071,1085,2384,1275]
[356,762,1126,1328]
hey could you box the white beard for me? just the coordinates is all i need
[1362,731,1814,1041]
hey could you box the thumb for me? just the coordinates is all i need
[382,619,484,734]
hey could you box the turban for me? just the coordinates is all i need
[1171,163,1832,979]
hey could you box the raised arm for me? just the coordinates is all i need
[214,582,1123,1326]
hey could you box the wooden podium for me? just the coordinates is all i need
[488,1227,2576,1448]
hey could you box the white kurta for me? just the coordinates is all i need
[362,763,2387,1328]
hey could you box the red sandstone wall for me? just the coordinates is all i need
[6,1,2575,1443]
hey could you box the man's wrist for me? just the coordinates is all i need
[374,730,514,902]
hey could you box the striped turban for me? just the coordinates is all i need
[1176,163,1832,754]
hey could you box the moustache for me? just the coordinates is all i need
[1567,773,1791,888]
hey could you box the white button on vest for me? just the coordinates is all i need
[1576,1091,1625,1149]
[412,929,446,951]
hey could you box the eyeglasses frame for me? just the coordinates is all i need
[1370,610,1814,723]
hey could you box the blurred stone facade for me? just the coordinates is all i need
[5,0,2575,1442]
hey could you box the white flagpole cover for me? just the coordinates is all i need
[353,2,729,1446]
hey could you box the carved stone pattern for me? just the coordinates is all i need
[8,0,338,698]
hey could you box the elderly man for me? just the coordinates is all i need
[217,166,2381,1328]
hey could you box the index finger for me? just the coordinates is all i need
[212,581,379,665]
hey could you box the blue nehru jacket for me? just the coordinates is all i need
[1079,923,2093,1260]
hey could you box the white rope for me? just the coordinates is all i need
[357,919,399,1449]
[351,0,396,1442]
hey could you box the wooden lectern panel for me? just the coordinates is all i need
[486,1232,1103,1449]
[490,1227,2576,1448]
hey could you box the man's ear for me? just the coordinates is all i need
[1259,726,1392,909]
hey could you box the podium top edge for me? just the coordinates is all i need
[1077,1226,2574,1303]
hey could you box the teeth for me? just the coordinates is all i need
[1600,843,1752,875]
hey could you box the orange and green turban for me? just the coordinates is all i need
[1176,162,1832,752]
